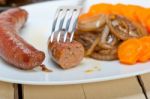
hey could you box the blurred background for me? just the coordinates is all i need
[0,0,50,6]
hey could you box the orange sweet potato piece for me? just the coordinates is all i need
[89,3,112,14]
[138,36,150,62]
[78,13,93,21]
[136,9,150,27]
[118,38,142,65]
[146,18,150,33]
[110,4,124,15]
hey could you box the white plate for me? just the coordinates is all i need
[0,0,150,85]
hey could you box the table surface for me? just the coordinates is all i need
[1,73,150,99]
[0,0,150,99]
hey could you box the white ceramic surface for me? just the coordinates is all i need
[0,0,150,85]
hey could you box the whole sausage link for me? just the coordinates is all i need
[0,8,45,70]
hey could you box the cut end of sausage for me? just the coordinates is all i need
[48,41,84,69]
[20,51,45,70]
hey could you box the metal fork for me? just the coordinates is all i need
[49,6,81,42]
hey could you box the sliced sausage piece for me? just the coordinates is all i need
[48,41,84,69]
[0,8,45,70]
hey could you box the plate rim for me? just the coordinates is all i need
[0,69,149,85]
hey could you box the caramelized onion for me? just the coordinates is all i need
[98,25,119,49]
[75,14,148,61]
[77,14,106,31]
[86,36,100,56]
[107,14,144,40]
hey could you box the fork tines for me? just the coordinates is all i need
[50,6,81,42]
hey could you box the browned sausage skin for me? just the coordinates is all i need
[48,41,84,69]
[0,8,45,70]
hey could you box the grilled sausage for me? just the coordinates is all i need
[48,41,84,69]
[0,8,45,70]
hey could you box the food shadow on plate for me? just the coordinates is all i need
[19,24,28,34]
